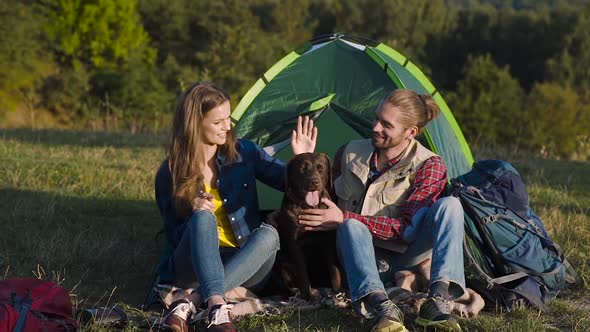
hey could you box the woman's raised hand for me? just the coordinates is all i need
[291,115,318,155]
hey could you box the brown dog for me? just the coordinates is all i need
[273,152,343,300]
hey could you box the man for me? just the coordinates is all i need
[299,89,465,332]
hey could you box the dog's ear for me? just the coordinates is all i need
[319,153,334,198]
[284,154,299,194]
[284,161,291,194]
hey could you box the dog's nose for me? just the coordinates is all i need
[311,178,320,186]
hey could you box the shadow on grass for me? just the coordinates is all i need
[555,203,590,217]
[0,187,163,307]
[513,157,589,188]
[0,127,167,149]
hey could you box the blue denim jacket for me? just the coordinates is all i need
[154,139,285,281]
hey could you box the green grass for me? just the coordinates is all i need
[1,129,589,331]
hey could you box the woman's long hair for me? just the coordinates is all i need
[168,82,238,219]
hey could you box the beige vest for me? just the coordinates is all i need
[334,139,437,252]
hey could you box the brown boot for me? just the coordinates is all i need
[163,299,195,332]
[207,303,236,332]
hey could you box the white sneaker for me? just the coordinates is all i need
[207,304,235,331]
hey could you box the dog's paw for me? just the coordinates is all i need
[309,287,323,302]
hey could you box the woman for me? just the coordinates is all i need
[154,82,317,332]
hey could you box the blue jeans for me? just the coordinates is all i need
[337,196,466,302]
[173,211,280,302]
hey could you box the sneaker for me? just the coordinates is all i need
[207,304,236,332]
[163,299,196,332]
[415,295,461,331]
[371,299,408,332]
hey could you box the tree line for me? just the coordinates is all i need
[1,0,589,159]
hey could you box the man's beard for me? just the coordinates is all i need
[372,134,401,149]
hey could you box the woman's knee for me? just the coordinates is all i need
[187,211,217,234]
[250,222,281,253]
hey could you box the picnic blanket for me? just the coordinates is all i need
[148,284,485,327]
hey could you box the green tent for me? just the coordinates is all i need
[232,34,474,210]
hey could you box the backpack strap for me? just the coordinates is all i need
[11,293,32,332]
[510,260,565,279]
[517,213,555,242]
[490,272,530,285]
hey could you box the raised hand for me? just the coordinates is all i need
[291,115,318,155]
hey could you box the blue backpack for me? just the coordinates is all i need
[451,160,576,311]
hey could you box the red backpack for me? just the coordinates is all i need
[0,278,79,332]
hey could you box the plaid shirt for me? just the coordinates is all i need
[334,144,447,241]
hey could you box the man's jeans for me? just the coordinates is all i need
[173,211,280,302]
[337,196,466,302]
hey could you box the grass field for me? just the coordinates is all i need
[1,128,588,331]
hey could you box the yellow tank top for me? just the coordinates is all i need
[204,185,238,248]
